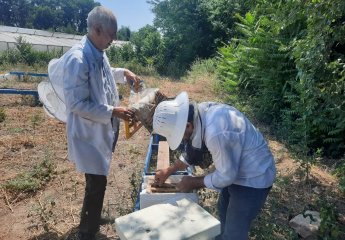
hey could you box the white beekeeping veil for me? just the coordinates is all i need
[37,58,67,123]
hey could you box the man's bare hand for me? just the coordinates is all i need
[176,176,205,193]
[124,69,141,92]
[112,107,135,121]
[154,160,190,186]
[154,168,171,186]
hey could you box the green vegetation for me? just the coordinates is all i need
[216,0,345,161]
[182,58,217,84]
[0,37,62,67]
[7,127,26,133]
[31,113,43,131]
[318,199,342,239]
[1,152,56,193]
[334,161,345,196]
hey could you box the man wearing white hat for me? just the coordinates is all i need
[153,91,276,240]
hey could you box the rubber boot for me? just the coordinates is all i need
[78,174,107,239]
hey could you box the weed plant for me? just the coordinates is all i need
[334,160,345,196]
[1,152,56,193]
[182,58,217,84]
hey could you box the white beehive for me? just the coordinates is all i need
[115,198,221,240]
[140,175,199,209]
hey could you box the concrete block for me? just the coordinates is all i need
[114,198,221,240]
[140,175,198,209]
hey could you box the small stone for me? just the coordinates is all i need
[289,210,321,238]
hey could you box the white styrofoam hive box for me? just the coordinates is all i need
[140,175,199,209]
[114,198,221,240]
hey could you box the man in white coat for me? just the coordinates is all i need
[62,6,140,240]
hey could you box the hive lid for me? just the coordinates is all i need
[114,197,220,240]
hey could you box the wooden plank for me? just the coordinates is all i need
[150,182,177,188]
[157,141,170,170]
[147,182,179,193]
[149,187,180,193]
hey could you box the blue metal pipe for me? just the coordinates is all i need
[0,88,38,96]
[9,71,48,77]
[133,135,154,211]
[0,88,39,105]
[143,135,154,175]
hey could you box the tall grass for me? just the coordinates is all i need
[182,58,217,83]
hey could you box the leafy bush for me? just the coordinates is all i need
[107,43,135,63]
[317,199,342,239]
[217,11,296,125]
[107,43,158,76]
[15,36,35,65]
[334,160,345,196]
[0,49,21,65]
[0,37,62,67]
[216,0,345,159]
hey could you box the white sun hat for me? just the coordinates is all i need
[153,91,189,150]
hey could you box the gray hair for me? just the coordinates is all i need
[87,6,117,34]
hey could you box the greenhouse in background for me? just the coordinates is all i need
[0,25,127,53]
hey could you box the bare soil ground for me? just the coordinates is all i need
[0,74,344,239]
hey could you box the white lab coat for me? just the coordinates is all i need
[60,36,126,175]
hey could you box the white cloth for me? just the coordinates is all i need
[42,56,126,123]
[60,36,126,175]
[190,103,276,191]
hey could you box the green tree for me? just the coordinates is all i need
[117,26,131,41]
[148,0,256,77]
[131,25,162,68]
[200,0,253,47]
[0,0,32,27]
[149,0,214,77]
[1,0,99,33]
[32,6,58,30]
[75,0,99,33]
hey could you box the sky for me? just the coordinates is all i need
[96,0,155,31]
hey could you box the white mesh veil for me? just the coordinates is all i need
[37,58,67,123]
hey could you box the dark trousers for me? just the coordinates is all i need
[216,184,271,240]
[79,174,107,236]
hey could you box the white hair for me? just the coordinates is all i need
[87,6,117,34]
